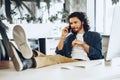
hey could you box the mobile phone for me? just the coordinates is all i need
[68,26,71,33]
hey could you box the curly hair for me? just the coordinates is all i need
[68,12,90,32]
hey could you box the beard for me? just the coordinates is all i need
[71,29,78,34]
[71,25,83,34]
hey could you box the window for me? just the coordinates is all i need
[0,0,65,24]
[96,0,120,35]
[36,1,64,23]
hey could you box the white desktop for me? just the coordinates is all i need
[0,59,120,80]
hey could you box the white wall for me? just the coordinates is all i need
[4,23,68,39]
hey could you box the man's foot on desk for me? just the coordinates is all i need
[9,42,34,71]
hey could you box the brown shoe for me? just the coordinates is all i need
[13,25,33,59]
[9,42,23,71]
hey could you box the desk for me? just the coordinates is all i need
[0,59,120,80]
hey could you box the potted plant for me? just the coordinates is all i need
[0,0,41,67]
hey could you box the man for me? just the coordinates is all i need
[56,12,103,60]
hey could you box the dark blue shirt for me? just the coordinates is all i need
[55,31,103,60]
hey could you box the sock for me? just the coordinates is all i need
[23,58,35,69]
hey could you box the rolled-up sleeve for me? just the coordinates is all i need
[55,47,65,55]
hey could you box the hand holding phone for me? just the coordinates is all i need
[61,26,70,37]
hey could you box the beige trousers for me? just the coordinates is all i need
[32,50,78,68]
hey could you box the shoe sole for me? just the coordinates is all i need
[13,25,33,59]
[9,42,23,71]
